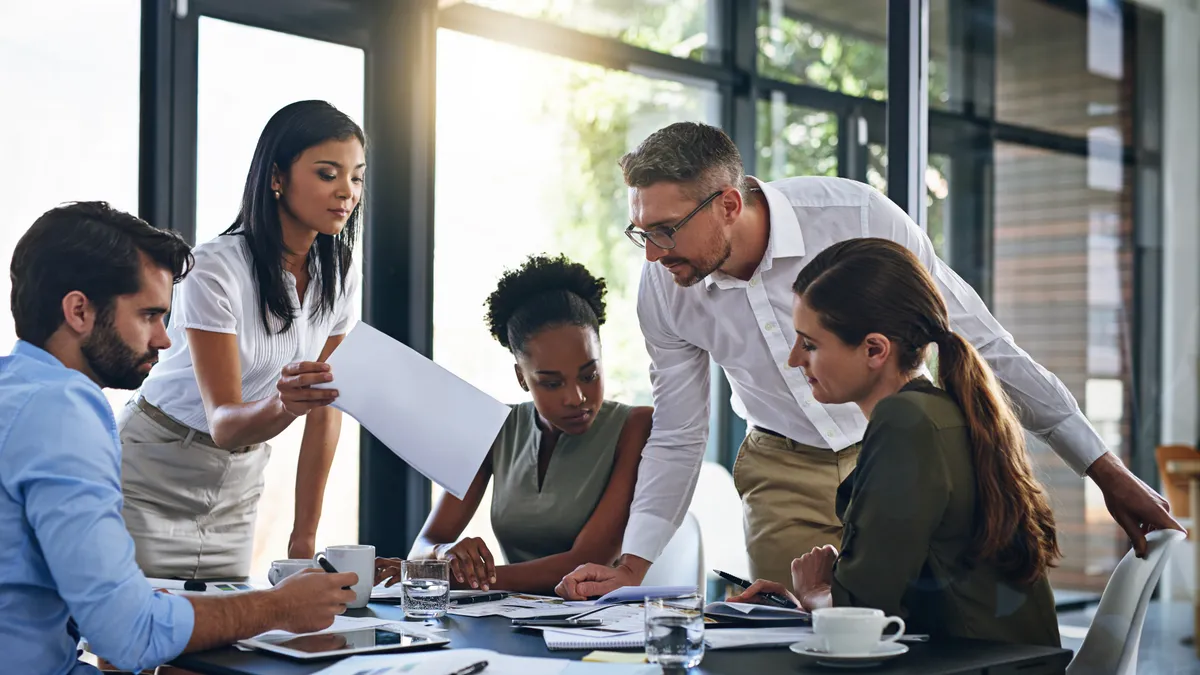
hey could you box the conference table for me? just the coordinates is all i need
[172,603,1073,675]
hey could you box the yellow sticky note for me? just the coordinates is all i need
[582,651,648,664]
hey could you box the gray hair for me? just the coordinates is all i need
[619,122,747,201]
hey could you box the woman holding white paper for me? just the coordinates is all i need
[118,100,363,578]
[376,255,652,595]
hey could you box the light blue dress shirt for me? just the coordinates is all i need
[0,341,195,674]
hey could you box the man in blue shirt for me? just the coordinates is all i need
[0,202,359,674]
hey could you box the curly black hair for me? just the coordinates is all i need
[485,254,607,354]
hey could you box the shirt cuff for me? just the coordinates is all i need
[621,511,679,563]
[1046,411,1109,476]
[163,591,196,660]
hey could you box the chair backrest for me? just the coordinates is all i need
[1066,529,1185,675]
[642,511,705,590]
[688,461,751,579]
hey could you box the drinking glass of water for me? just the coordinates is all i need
[400,559,450,619]
[644,593,705,669]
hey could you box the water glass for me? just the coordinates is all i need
[400,559,450,619]
[644,593,705,669]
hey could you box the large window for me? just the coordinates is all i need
[992,143,1134,590]
[466,0,716,61]
[0,1,141,415]
[194,17,366,576]
[756,0,887,100]
[432,28,718,551]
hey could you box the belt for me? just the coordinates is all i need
[752,426,787,439]
[135,397,254,454]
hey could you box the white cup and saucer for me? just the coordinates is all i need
[789,607,909,668]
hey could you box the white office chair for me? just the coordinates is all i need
[642,511,705,590]
[688,461,751,580]
[1066,529,1185,675]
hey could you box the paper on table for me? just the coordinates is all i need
[251,615,405,640]
[317,322,512,498]
[593,585,697,604]
[314,648,657,675]
[447,594,587,619]
[707,601,806,616]
[703,626,813,650]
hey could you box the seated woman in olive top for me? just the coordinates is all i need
[376,255,652,595]
[731,238,1060,648]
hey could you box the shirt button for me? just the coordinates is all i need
[825,429,837,438]
[764,322,776,332]
[749,278,759,287]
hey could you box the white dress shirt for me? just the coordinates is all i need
[139,233,359,434]
[623,176,1108,562]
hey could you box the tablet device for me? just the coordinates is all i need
[238,626,450,660]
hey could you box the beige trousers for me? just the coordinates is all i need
[732,428,859,586]
[117,400,270,579]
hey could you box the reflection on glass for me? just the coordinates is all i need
[0,0,140,416]
[467,0,715,61]
[755,96,837,182]
[994,0,1133,141]
[433,28,718,526]
[992,141,1130,591]
[756,0,887,99]
[195,17,365,575]
[864,145,951,261]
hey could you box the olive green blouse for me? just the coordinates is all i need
[831,378,1061,648]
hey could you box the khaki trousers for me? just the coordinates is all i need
[117,400,270,579]
[732,428,859,586]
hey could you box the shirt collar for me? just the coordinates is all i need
[703,176,807,290]
[12,340,65,367]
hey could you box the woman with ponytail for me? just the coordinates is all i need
[730,238,1060,646]
[375,255,653,595]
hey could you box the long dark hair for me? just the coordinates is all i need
[793,238,1060,585]
[224,100,364,334]
[485,254,607,354]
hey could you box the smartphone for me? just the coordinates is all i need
[510,618,604,628]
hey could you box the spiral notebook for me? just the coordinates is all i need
[544,630,645,651]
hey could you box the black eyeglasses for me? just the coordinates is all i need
[624,190,723,250]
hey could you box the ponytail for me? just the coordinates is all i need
[937,332,1061,585]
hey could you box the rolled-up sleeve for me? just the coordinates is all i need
[621,264,712,562]
[865,189,1106,475]
[832,397,948,615]
[0,383,195,671]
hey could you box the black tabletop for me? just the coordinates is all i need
[172,604,1071,675]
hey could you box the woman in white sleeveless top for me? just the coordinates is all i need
[118,100,364,578]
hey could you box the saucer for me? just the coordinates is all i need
[789,636,909,668]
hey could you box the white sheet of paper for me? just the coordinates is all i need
[251,615,406,640]
[447,594,587,619]
[318,322,512,498]
[703,626,813,650]
[314,649,568,675]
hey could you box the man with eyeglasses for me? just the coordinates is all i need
[555,121,1181,599]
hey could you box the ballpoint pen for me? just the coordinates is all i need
[713,569,795,609]
[452,591,511,606]
[315,553,353,590]
[448,660,488,675]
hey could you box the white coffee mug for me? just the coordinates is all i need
[268,558,316,586]
[318,544,376,609]
[811,607,905,655]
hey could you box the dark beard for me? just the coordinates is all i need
[671,238,733,287]
[81,311,157,390]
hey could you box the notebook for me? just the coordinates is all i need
[592,585,697,604]
[544,630,645,651]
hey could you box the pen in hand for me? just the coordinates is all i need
[316,554,353,590]
[713,569,796,608]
